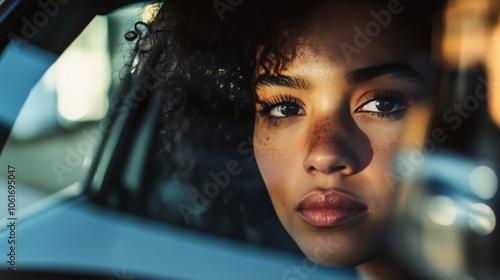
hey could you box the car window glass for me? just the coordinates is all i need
[0,3,143,215]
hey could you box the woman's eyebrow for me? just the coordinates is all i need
[254,74,313,91]
[346,63,426,85]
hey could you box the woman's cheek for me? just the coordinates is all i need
[254,126,299,205]
[253,124,279,184]
[255,137,284,186]
[254,131,286,212]
[371,140,402,217]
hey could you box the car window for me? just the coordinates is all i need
[0,3,143,216]
[0,1,297,253]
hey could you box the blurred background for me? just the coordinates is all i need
[394,0,500,279]
[0,3,148,213]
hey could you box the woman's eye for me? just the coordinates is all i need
[269,104,305,117]
[359,99,404,114]
[256,94,306,125]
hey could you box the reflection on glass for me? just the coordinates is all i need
[468,203,496,236]
[469,165,498,200]
[427,195,458,226]
[0,5,141,215]
[56,16,110,124]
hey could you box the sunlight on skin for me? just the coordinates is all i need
[252,1,433,279]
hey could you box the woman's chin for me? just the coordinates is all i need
[309,252,377,268]
[283,205,392,268]
[293,235,381,268]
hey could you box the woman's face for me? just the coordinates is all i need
[253,2,431,266]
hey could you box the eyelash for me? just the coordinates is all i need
[256,90,412,125]
[356,90,411,120]
[257,94,304,124]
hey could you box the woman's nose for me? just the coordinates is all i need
[303,119,358,176]
[304,152,358,175]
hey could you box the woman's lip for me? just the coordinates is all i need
[297,190,368,228]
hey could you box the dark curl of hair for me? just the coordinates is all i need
[121,0,327,243]
[125,0,321,181]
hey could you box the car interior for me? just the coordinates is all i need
[0,0,499,279]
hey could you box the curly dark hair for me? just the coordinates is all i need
[124,0,441,248]
[127,0,321,168]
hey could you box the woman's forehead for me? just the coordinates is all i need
[282,1,424,66]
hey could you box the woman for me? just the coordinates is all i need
[252,1,438,279]
[133,0,439,278]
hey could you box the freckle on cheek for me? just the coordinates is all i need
[255,135,277,168]
[308,119,334,148]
